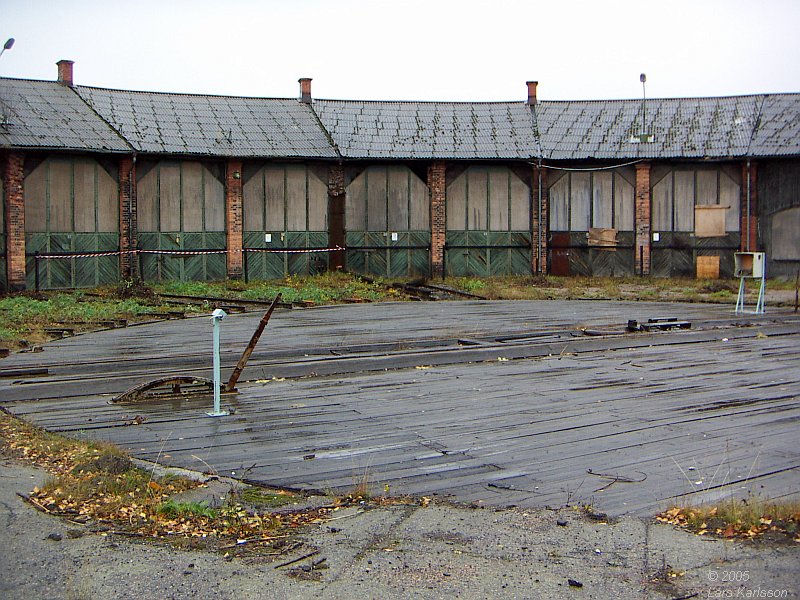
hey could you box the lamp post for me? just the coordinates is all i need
[0,38,14,59]
[640,73,646,133]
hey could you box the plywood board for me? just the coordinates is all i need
[445,171,467,230]
[286,166,307,232]
[695,204,727,237]
[569,172,590,231]
[509,171,530,231]
[652,172,673,232]
[49,159,72,232]
[23,160,47,232]
[366,167,387,231]
[73,160,96,233]
[488,167,509,231]
[770,206,800,260]
[181,161,203,232]
[467,168,488,230]
[592,172,613,229]
[203,165,225,232]
[388,166,410,231]
[696,255,720,278]
[696,170,718,206]
[158,163,181,232]
[587,227,618,248]
[613,172,634,231]
[242,167,264,231]
[265,166,286,231]
[548,175,569,231]
[136,166,158,232]
[674,171,695,232]
[97,163,119,233]
[346,170,367,232]
[409,171,429,231]
[307,168,328,232]
[720,169,740,232]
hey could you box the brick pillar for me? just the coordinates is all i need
[225,159,244,279]
[427,161,446,279]
[327,164,346,271]
[740,161,758,251]
[532,164,549,274]
[635,162,652,275]
[119,156,137,279]
[4,152,26,291]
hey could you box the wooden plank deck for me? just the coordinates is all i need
[1,300,798,516]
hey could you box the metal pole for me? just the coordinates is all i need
[746,159,751,251]
[208,309,228,417]
[225,294,281,392]
[34,252,40,292]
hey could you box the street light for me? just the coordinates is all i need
[0,38,14,59]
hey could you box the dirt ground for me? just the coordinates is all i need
[2,452,797,600]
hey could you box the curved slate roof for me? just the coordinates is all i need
[314,100,538,159]
[74,86,337,158]
[749,93,800,157]
[1,75,798,162]
[0,78,129,152]
[536,95,763,160]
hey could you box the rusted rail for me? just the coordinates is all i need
[225,294,282,392]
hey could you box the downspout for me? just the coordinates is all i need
[746,158,751,251]
[537,158,543,273]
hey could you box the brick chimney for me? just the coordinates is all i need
[57,60,74,87]
[298,78,312,103]
[526,81,538,105]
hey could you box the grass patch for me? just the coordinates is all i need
[156,499,219,519]
[153,272,393,305]
[2,272,790,353]
[0,410,334,553]
[0,290,189,352]
[235,486,298,509]
[657,497,800,542]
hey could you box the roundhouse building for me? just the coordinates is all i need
[1,62,798,290]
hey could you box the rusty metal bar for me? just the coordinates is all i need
[225,293,282,392]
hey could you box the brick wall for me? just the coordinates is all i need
[4,152,26,290]
[225,159,243,279]
[740,161,758,251]
[427,161,446,279]
[327,164,346,271]
[635,162,651,275]
[118,156,137,278]
[531,164,548,274]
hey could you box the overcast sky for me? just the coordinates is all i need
[1,0,798,102]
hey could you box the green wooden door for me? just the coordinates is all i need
[345,166,430,278]
[23,157,120,289]
[137,160,226,283]
[242,164,329,280]
[444,166,532,277]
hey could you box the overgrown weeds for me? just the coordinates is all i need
[0,411,331,553]
[657,496,800,542]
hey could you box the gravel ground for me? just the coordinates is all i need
[2,454,797,600]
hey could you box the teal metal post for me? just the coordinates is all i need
[208,309,229,417]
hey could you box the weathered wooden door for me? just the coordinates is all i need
[445,166,531,277]
[651,166,740,277]
[548,169,636,276]
[242,164,328,280]
[24,157,120,289]
[137,160,226,282]
[345,166,430,278]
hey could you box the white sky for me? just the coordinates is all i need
[1,0,798,102]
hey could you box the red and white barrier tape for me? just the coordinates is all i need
[32,246,345,260]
